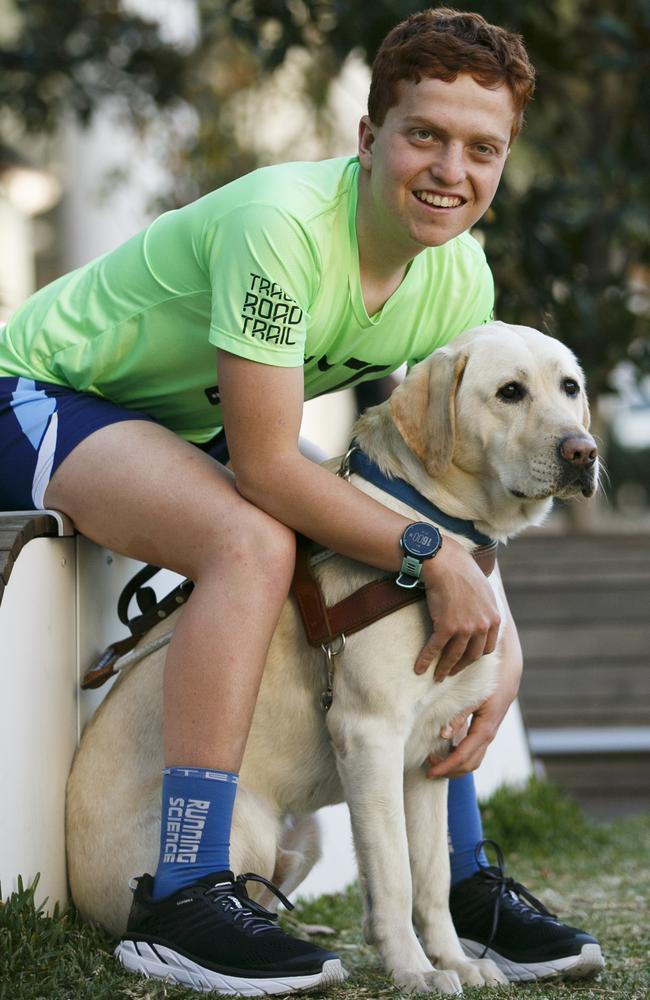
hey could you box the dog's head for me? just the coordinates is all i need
[388,322,599,521]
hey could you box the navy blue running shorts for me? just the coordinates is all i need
[0,376,158,510]
[0,376,229,511]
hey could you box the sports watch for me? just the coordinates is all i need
[396,521,443,589]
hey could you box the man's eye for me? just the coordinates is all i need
[497,382,525,402]
[563,378,580,397]
[413,129,432,141]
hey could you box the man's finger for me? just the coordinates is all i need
[426,724,489,778]
[433,635,472,681]
[440,709,472,741]
[414,629,450,674]
[447,632,490,676]
[484,620,501,656]
[426,741,487,779]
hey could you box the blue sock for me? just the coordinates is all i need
[447,773,488,886]
[152,766,239,901]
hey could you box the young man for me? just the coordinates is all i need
[0,8,603,992]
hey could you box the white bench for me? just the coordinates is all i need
[0,511,148,909]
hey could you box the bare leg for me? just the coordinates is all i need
[45,420,295,769]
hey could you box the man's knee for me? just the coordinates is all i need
[199,500,296,586]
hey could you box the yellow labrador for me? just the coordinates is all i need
[67,322,598,996]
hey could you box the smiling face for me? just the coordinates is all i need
[357,74,514,264]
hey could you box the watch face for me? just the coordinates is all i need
[403,522,442,558]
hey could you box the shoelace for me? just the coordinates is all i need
[475,839,557,958]
[206,872,294,936]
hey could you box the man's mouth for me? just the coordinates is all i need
[413,191,464,208]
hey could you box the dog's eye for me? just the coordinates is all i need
[497,382,525,403]
[563,378,580,397]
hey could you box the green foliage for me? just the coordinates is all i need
[480,776,610,858]
[285,882,361,932]
[0,874,107,1000]
[477,1,650,395]
[2,0,648,388]
[0,0,187,131]
[3,799,649,1000]
[0,878,197,1000]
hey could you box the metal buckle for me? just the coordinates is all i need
[320,634,346,711]
[337,445,356,481]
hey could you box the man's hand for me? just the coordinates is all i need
[425,590,523,779]
[416,536,501,679]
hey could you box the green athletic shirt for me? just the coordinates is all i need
[0,156,494,443]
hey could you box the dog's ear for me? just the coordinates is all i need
[390,349,468,477]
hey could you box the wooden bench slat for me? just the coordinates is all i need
[518,622,649,659]
[0,547,15,588]
[499,536,650,583]
[507,587,649,623]
[525,710,650,728]
[0,512,72,604]
[528,726,650,753]
[521,665,650,698]
[500,533,650,815]
[544,756,650,791]
[522,700,650,720]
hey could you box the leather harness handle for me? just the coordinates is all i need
[81,537,498,689]
[291,537,498,648]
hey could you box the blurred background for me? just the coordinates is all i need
[1,0,648,821]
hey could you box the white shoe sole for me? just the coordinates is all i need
[460,939,605,982]
[115,940,348,996]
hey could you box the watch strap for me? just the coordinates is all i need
[396,554,425,589]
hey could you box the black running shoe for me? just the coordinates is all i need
[449,841,605,983]
[115,870,347,995]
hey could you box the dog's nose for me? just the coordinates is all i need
[558,434,598,466]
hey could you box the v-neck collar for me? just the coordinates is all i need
[347,163,418,329]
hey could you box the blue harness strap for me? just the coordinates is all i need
[348,447,496,548]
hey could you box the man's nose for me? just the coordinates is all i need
[429,143,466,186]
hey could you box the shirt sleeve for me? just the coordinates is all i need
[204,201,321,368]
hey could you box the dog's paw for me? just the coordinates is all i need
[443,957,507,987]
[468,957,508,986]
[422,969,464,995]
[394,968,463,995]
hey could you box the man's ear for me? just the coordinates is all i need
[358,116,376,170]
[390,349,468,477]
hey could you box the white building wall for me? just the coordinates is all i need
[0,199,35,319]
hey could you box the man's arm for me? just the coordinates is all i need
[218,348,500,677]
[424,562,523,778]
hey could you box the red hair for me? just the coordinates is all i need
[368,8,535,140]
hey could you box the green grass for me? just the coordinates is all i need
[2,781,649,1000]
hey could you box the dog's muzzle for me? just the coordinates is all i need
[557,433,599,497]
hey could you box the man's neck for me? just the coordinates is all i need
[356,173,423,315]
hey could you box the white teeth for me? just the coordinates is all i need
[414,191,462,208]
